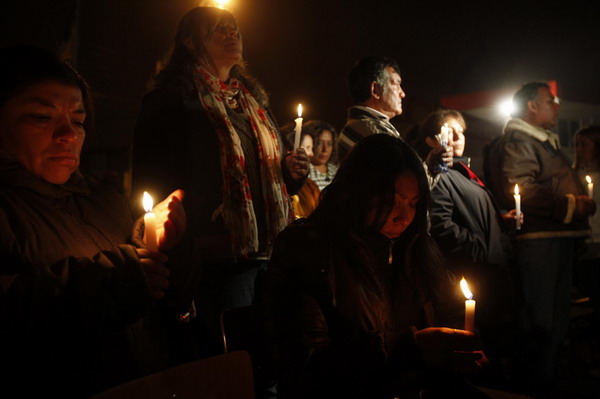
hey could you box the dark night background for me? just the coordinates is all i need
[2,0,600,187]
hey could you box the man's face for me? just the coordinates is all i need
[530,87,560,129]
[375,66,405,118]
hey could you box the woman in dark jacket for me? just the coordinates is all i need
[266,134,486,399]
[0,46,186,396]
[413,109,520,365]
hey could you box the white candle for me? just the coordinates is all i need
[460,277,476,333]
[293,103,303,150]
[586,175,594,198]
[439,123,449,146]
[143,191,158,252]
[514,184,521,231]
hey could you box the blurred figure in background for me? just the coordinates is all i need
[305,119,338,191]
[281,121,320,218]
[338,56,452,187]
[573,125,600,333]
[486,81,595,388]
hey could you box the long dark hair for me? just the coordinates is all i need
[154,6,268,106]
[311,134,452,312]
[303,119,338,164]
[574,125,600,169]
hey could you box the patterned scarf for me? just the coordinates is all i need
[193,66,293,258]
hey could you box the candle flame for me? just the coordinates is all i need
[143,191,154,213]
[297,103,303,118]
[586,175,592,184]
[514,184,519,196]
[460,277,473,300]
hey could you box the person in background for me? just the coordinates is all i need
[0,45,186,397]
[266,134,487,399]
[573,125,600,333]
[305,119,338,191]
[132,6,308,360]
[281,121,320,218]
[337,56,452,188]
[412,109,521,376]
[486,81,595,389]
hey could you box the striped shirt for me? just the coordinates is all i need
[308,163,339,191]
[338,106,400,161]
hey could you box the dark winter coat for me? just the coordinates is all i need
[0,157,152,397]
[132,83,303,265]
[266,219,463,399]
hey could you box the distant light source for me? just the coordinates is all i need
[216,0,230,9]
[498,98,515,117]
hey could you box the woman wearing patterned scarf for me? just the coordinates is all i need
[133,7,309,357]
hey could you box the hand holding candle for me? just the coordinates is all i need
[460,277,476,333]
[514,184,521,230]
[439,123,449,146]
[434,123,450,173]
[143,191,158,252]
[142,189,186,252]
[293,103,303,150]
[586,175,594,198]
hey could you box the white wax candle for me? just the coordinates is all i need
[514,184,521,230]
[586,175,594,198]
[143,191,158,252]
[460,277,476,333]
[293,103,303,150]
[439,123,449,146]
[465,299,476,333]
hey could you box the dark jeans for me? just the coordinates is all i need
[194,259,267,355]
[513,237,575,382]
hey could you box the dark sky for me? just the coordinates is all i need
[2,0,600,173]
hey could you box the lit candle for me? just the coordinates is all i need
[293,103,303,150]
[586,175,594,198]
[514,184,521,230]
[460,277,476,333]
[143,191,158,252]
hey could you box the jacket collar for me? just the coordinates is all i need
[348,105,390,122]
[505,118,560,149]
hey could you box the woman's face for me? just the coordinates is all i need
[0,80,86,184]
[379,171,420,239]
[300,134,314,159]
[311,130,333,166]
[446,117,465,157]
[576,134,596,165]
[201,20,242,70]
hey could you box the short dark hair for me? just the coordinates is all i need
[347,56,400,104]
[413,109,466,159]
[511,81,549,118]
[0,45,93,133]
